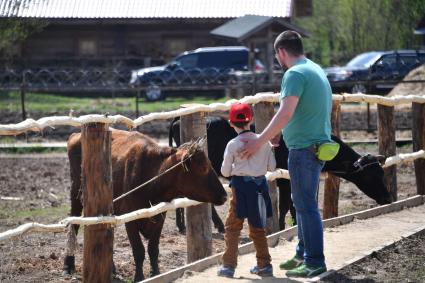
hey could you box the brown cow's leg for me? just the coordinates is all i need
[126,222,145,282]
[147,214,166,276]
[211,206,225,233]
[64,150,83,275]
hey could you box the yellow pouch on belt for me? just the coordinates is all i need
[316,142,340,161]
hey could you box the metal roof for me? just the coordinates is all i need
[210,15,309,41]
[0,0,292,19]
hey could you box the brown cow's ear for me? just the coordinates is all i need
[376,155,386,165]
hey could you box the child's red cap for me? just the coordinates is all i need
[229,103,253,123]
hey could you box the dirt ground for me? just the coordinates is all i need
[321,230,425,283]
[0,97,422,282]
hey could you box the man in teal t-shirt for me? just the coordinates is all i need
[280,56,332,149]
[241,30,332,278]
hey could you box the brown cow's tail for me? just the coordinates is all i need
[169,116,180,147]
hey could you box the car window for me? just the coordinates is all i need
[399,55,419,68]
[198,51,248,70]
[374,54,397,71]
[175,54,199,68]
[418,53,425,64]
[347,52,382,68]
[198,52,226,68]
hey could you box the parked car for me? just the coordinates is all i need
[129,46,265,101]
[324,51,386,93]
[367,50,425,93]
[325,50,425,94]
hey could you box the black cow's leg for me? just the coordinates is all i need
[211,206,225,233]
[176,208,186,234]
[125,222,145,282]
[278,180,295,230]
[289,198,297,226]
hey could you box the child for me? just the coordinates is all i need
[217,102,276,278]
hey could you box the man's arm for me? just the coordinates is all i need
[240,95,299,158]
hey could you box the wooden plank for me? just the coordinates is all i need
[253,101,279,234]
[180,111,212,263]
[324,100,341,219]
[81,123,113,283]
[412,102,425,195]
[378,105,397,201]
[144,195,425,283]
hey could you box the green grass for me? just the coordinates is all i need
[0,91,229,114]
[0,147,67,154]
[0,204,70,222]
[13,205,69,220]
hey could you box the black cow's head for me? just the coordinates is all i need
[168,140,227,206]
[328,152,393,205]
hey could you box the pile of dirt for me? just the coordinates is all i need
[321,230,425,283]
[388,64,425,97]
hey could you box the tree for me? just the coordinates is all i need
[294,0,425,66]
[0,0,46,65]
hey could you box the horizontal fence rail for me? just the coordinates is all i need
[1,93,425,136]
[0,67,271,91]
[1,149,424,243]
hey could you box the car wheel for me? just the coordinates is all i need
[145,85,164,101]
[351,83,367,94]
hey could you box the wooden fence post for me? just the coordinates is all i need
[253,102,279,234]
[323,101,341,219]
[412,102,425,195]
[377,105,397,201]
[135,90,140,117]
[81,123,113,283]
[180,111,212,263]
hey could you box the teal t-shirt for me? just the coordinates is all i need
[280,58,332,149]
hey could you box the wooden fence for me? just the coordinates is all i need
[0,92,424,282]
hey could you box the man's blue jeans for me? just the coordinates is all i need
[288,147,326,268]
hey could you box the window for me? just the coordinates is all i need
[176,54,198,68]
[375,54,397,71]
[399,55,418,68]
[79,39,97,56]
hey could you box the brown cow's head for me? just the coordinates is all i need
[165,141,227,206]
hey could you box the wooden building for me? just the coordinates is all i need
[0,0,311,69]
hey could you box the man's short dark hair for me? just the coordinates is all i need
[274,30,304,56]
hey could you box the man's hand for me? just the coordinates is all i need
[270,133,281,147]
[239,135,262,159]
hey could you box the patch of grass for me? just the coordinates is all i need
[2,204,70,222]
[0,136,17,143]
[415,268,425,281]
[0,91,229,114]
[0,147,67,154]
[11,205,70,219]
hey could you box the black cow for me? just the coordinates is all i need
[169,116,393,232]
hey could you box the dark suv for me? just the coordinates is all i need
[325,50,425,94]
[129,46,264,101]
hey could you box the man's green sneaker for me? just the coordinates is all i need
[285,263,327,278]
[279,255,303,270]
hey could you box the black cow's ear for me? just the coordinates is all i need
[376,155,386,165]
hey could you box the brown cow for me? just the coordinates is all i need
[63,129,227,282]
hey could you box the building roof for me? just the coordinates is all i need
[0,0,292,19]
[210,15,308,41]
